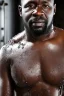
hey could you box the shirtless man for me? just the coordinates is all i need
[0,0,64,96]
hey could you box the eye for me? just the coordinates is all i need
[42,4,49,9]
[28,3,36,9]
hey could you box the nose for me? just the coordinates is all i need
[32,5,44,16]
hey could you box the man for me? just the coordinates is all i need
[0,0,64,96]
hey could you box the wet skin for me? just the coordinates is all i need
[1,27,64,96]
[0,0,64,96]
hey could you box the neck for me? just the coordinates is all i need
[25,25,55,42]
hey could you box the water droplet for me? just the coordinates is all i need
[22,47,24,49]
[18,45,20,49]
[26,81,28,84]
[21,43,24,45]
[6,44,9,48]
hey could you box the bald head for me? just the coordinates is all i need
[21,0,55,5]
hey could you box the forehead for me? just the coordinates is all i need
[21,0,54,5]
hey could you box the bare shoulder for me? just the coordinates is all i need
[0,30,25,61]
[54,26,64,37]
[53,26,64,47]
[0,31,27,61]
[0,40,19,67]
[0,45,10,68]
[11,30,26,43]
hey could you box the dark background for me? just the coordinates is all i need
[54,0,64,29]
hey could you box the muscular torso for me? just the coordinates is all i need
[7,28,64,96]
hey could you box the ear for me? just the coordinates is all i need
[18,5,22,17]
[54,4,56,15]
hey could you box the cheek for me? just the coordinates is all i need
[47,9,54,21]
[46,11,54,26]
[22,9,33,22]
[46,7,54,18]
[50,8,54,17]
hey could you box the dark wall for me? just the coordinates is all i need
[13,0,24,36]
[13,0,64,36]
[54,0,64,29]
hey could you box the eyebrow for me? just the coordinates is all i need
[24,0,52,7]
[24,1,36,7]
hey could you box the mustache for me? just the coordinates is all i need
[31,16,47,23]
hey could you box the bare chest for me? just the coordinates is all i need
[10,42,64,88]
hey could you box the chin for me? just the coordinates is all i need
[30,25,47,36]
[31,28,46,36]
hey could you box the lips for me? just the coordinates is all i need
[31,19,45,25]
[31,21,45,29]
[32,22,45,26]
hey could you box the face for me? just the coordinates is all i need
[20,0,56,36]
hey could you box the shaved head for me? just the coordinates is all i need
[20,0,55,5]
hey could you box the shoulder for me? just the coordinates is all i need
[53,27,64,47]
[10,30,26,43]
[54,26,64,39]
[0,31,26,60]
[0,45,10,68]
[54,26,64,34]
[0,41,17,68]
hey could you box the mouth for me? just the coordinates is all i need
[31,22,45,29]
[32,22,45,26]
[31,19,45,26]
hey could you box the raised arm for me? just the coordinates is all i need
[0,46,14,96]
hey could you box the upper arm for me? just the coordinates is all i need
[0,46,14,96]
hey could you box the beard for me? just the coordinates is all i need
[29,18,53,37]
[29,21,47,36]
[23,16,53,38]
